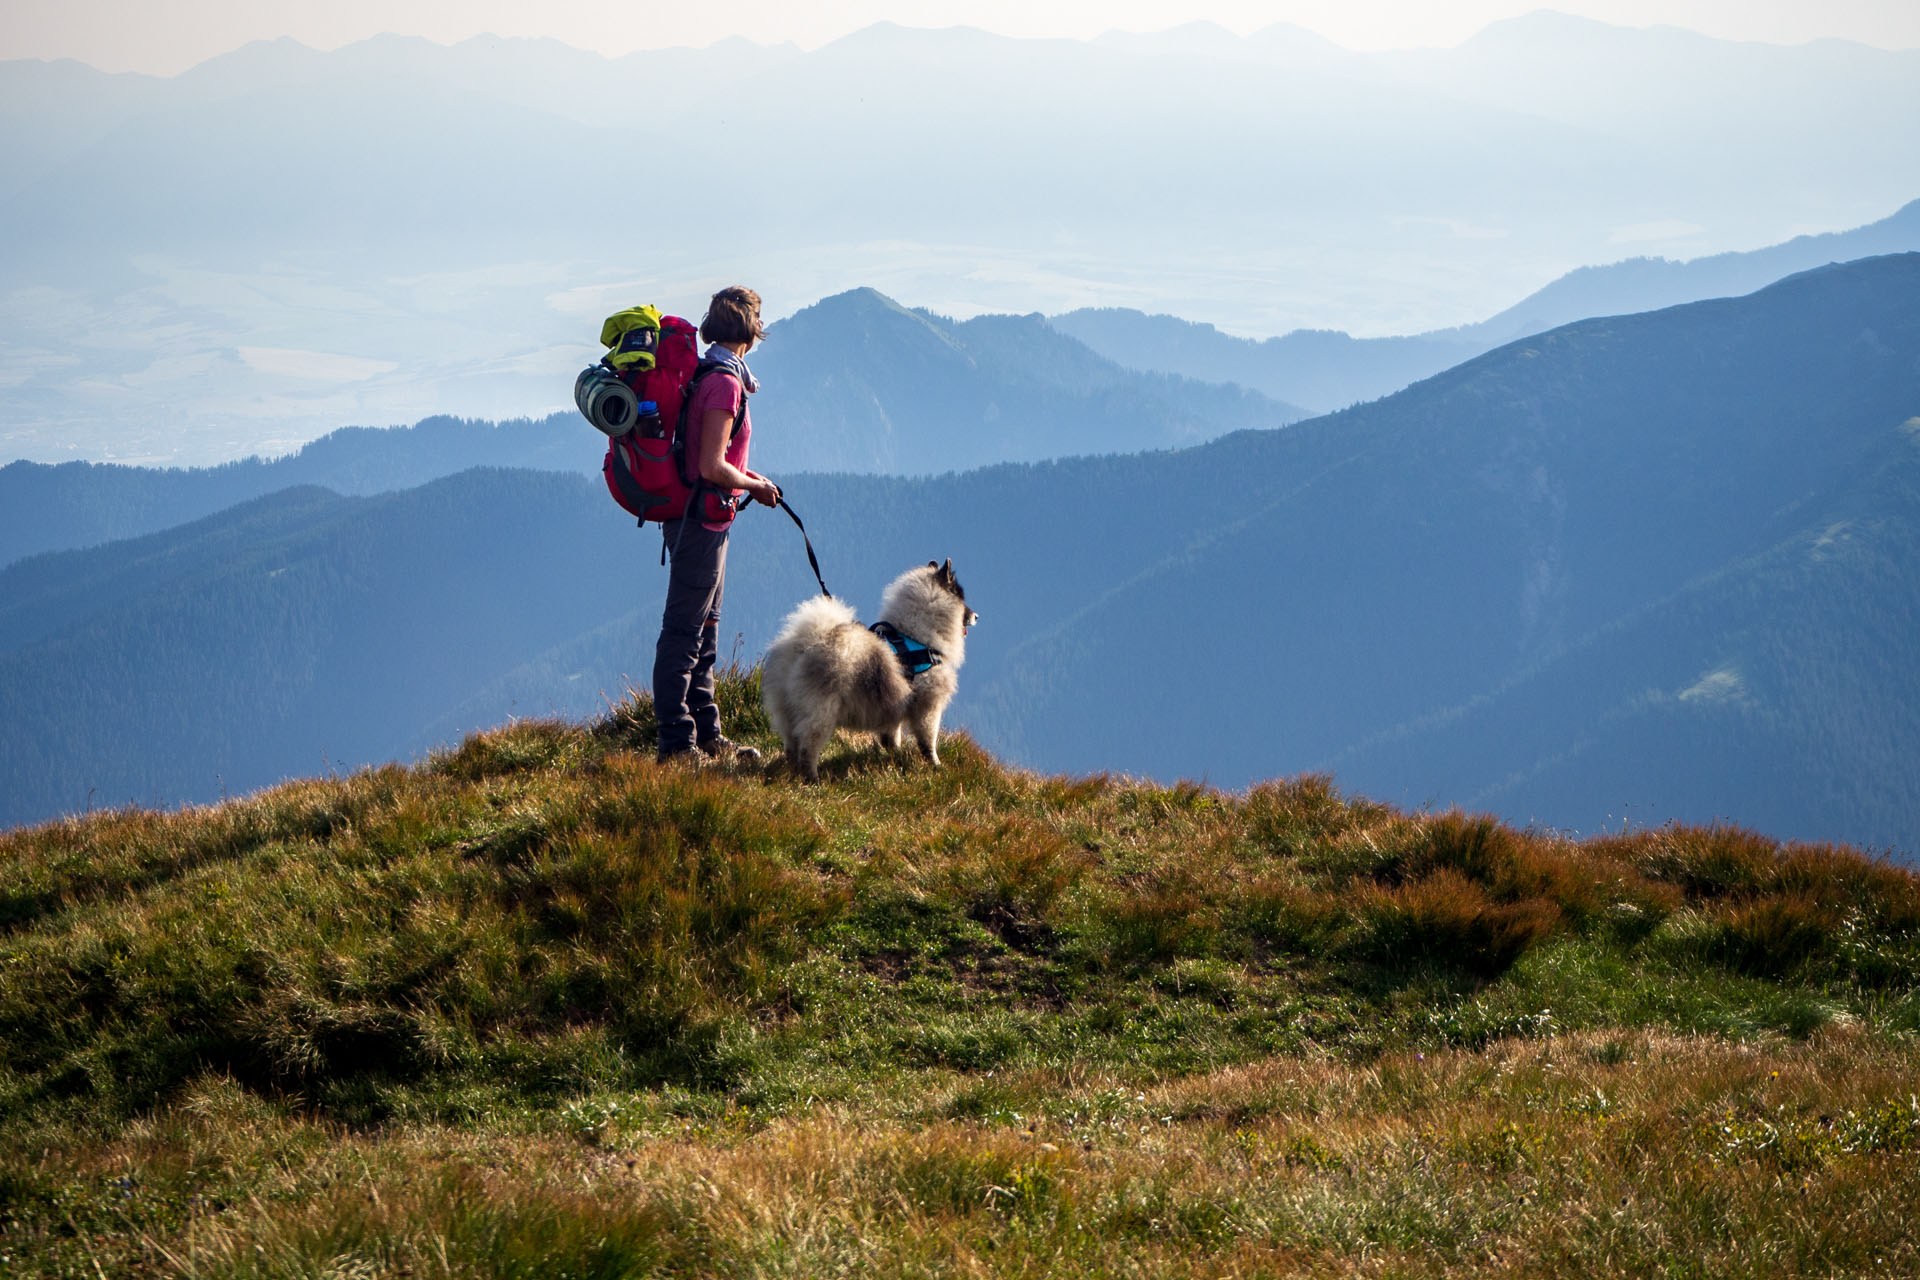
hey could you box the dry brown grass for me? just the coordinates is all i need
[17,1032,1915,1278]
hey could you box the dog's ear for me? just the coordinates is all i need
[927,560,939,570]
[935,559,965,599]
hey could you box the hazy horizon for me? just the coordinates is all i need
[3,8,1917,467]
[6,2,1920,77]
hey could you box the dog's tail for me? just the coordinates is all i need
[771,593,859,646]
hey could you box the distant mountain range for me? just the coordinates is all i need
[3,254,1917,858]
[748,290,1305,475]
[19,206,1917,571]
[1052,197,1920,412]
[0,293,1303,568]
[0,416,577,570]
[3,17,1916,464]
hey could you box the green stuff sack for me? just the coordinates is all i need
[600,304,664,371]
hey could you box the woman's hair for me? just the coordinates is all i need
[700,286,765,347]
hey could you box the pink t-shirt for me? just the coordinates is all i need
[682,367,751,530]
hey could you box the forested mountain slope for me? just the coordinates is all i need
[0,472,629,825]
[992,255,1920,851]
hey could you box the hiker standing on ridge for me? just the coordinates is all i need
[653,286,781,765]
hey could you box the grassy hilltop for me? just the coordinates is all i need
[3,671,1918,1278]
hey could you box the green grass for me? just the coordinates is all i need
[2,669,1918,1276]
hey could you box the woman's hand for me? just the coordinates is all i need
[699,414,778,507]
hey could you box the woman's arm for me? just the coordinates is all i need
[698,408,779,506]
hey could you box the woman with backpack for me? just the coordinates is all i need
[653,286,782,764]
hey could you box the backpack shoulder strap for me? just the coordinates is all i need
[673,362,730,487]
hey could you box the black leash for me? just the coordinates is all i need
[669,484,831,598]
[772,496,831,598]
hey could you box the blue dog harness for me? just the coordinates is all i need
[870,621,942,678]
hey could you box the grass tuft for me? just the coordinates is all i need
[590,661,774,758]
[1709,893,1848,979]
[1351,867,1562,976]
[432,719,586,781]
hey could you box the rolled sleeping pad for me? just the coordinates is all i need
[575,365,639,436]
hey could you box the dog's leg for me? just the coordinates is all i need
[794,746,821,783]
[879,723,904,752]
[784,725,821,782]
[909,706,944,766]
[764,669,795,752]
[791,708,837,783]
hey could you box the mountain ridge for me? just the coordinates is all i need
[1051,198,1920,411]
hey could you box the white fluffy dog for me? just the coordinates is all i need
[761,559,978,781]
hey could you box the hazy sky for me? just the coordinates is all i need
[6,0,1919,75]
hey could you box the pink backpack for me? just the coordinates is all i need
[581,312,742,526]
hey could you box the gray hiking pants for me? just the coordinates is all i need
[652,518,729,755]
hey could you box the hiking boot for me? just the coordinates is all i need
[698,735,763,764]
[655,745,710,767]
